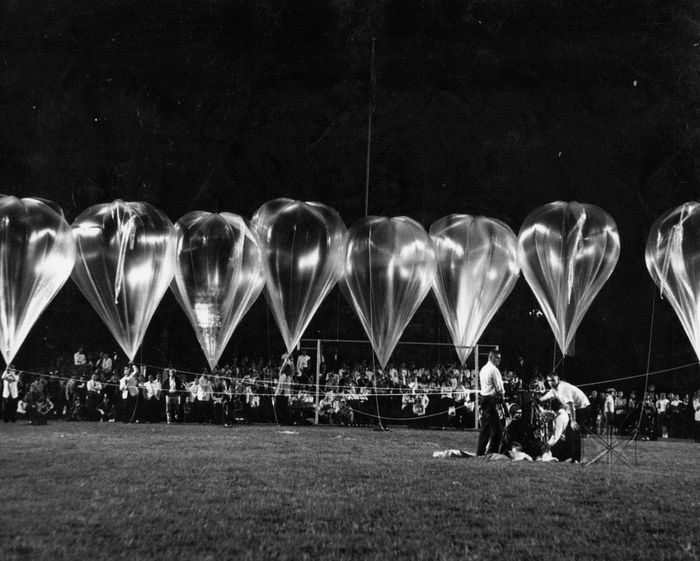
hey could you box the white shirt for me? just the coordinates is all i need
[86,379,102,393]
[479,361,504,397]
[296,353,310,371]
[74,352,86,366]
[196,377,212,401]
[542,381,590,410]
[143,381,158,400]
[604,395,615,415]
[2,369,19,399]
[656,398,669,413]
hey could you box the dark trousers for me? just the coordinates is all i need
[3,397,17,422]
[571,405,591,462]
[477,395,503,456]
[122,394,137,422]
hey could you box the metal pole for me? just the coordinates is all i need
[474,344,480,430]
[314,339,321,425]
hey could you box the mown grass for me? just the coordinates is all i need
[0,422,698,561]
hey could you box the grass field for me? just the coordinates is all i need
[0,422,698,561]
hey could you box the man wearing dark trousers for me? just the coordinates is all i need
[477,350,505,456]
[540,373,591,462]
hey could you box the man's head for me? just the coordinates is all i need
[546,373,560,389]
[488,350,501,365]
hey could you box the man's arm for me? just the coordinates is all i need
[566,401,580,430]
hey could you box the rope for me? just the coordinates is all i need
[576,361,699,388]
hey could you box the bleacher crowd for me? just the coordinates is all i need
[1,347,699,441]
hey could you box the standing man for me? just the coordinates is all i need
[540,373,591,462]
[2,365,19,422]
[162,368,182,424]
[477,350,505,456]
[85,372,103,421]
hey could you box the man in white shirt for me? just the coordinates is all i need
[86,372,103,421]
[540,374,590,462]
[540,374,591,431]
[74,347,86,367]
[546,399,574,462]
[477,350,505,456]
[603,388,616,435]
[119,365,140,422]
[296,351,310,376]
[142,373,161,423]
[196,374,212,424]
[2,365,19,422]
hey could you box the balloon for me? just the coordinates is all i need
[0,195,76,365]
[343,216,436,369]
[171,212,264,370]
[252,199,347,353]
[518,201,620,356]
[646,202,700,361]
[430,215,520,365]
[71,200,176,361]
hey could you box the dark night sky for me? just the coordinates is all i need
[1,0,700,390]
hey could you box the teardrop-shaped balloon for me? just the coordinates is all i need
[343,216,437,369]
[0,195,76,365]
[646,202,700,361]
[252,199,347,353]
[431,215,520,365]
[171,211,264,370]
[71,200,176,361]
[518,201,620,356]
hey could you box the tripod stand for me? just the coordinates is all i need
[583,425,637,468]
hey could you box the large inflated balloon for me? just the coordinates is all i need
[252,199,346,353]
[646,202,700,361]
[431,215,520,365]
[72,200,176,361]
[343,216,436,369]
[171,212,264,370]
[518,201,620,356]
[0,196,76,365]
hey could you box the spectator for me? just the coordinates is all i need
[2,365,19,423]
[162,368,182,424]
[85,372,103,421]
[656,392,669,438]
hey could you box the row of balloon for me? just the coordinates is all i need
[0,194,697,371]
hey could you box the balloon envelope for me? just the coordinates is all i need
[646,202,700,361]
[343,216,436,369]
[252,198,346,354]
[0,195,76,365]
[71,200,176,361]
[518,201,620,356]
[171,212,264,370]
[431,215,519,365]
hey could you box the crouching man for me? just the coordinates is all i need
[544,399,576,462]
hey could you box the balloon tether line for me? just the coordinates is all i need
[632,286,658,465]
[364,37,376,218]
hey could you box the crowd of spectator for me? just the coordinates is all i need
[1,347,699,442]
